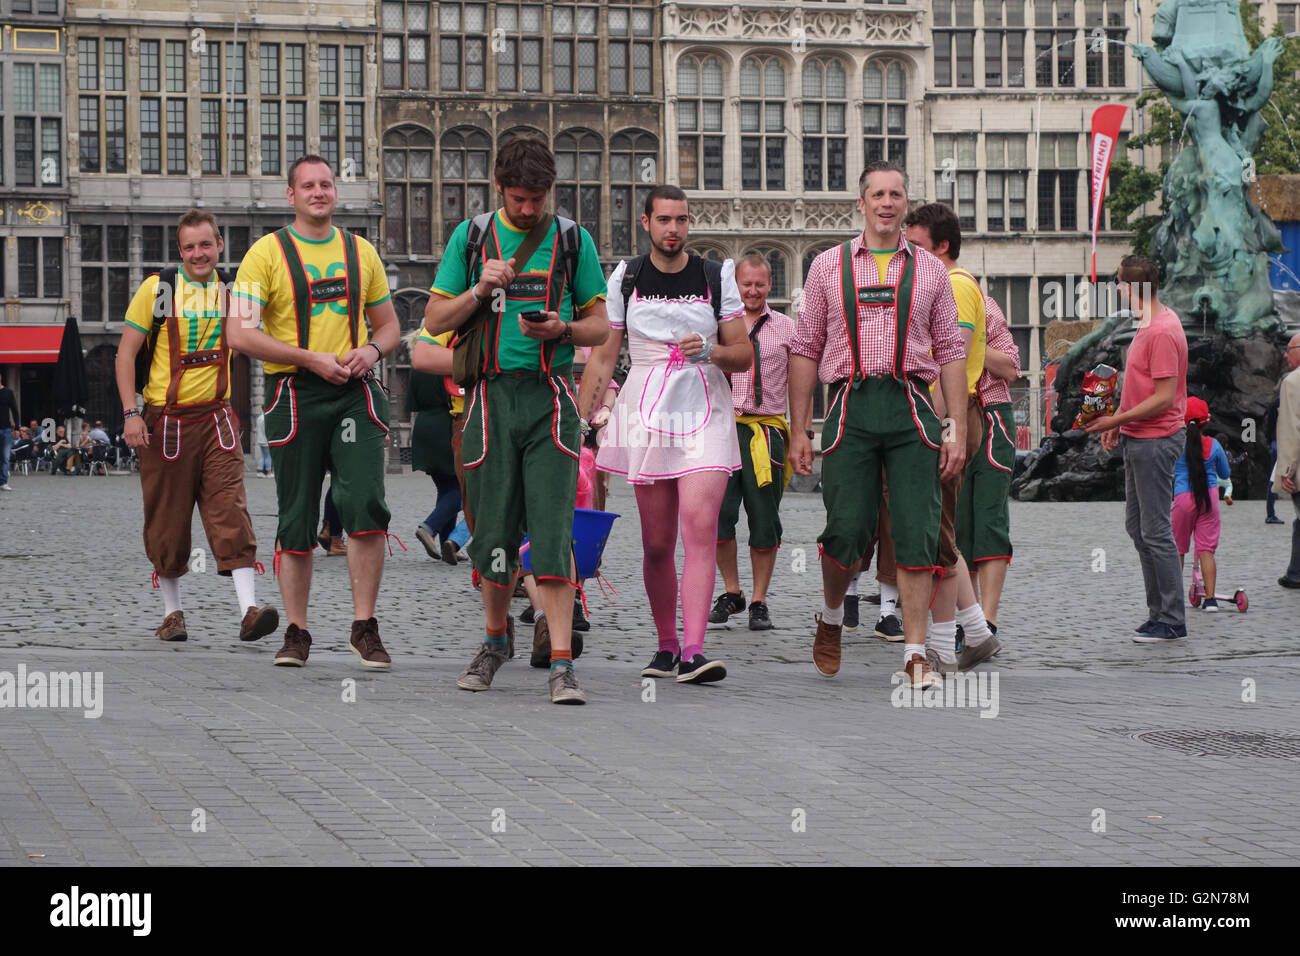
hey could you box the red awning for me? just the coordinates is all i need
[0,325,65,364]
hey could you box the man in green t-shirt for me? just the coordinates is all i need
[425,137,609,705]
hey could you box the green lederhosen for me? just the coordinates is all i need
[818,240,944,571]
[263,371,391,552]
[718,421,786,549]
[461,369,582,586]
[956,400,1016,562]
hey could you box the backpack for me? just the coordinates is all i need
[619,254,723,321]
[134,266,234,393]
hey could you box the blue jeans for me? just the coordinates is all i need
[1267,441,1279,517]
[0,428,12,485]
[420,471,462,541]
[448,518,470,549]
[258,443,273,474]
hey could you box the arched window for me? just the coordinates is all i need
[382,125,434,256]
[554,129,603,245]
[745,246,787,300]
[802,244,836,285]
[801,59,847,191]
[688,245,726,264]
[611,129,658,256]
[863,61,908,166]
[677,55,724,190]
[739,55,785,191]
[439,126,491,244]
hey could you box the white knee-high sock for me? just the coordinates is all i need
[232,566,256,613]
[158,576,182,615]
[956,602,992,646]
[845,573,860,597]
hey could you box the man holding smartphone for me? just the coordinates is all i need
[425,137,609,705]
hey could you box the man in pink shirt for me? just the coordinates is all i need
[1086,255,1189,641]
[710,254,797,631]
[789,161,968,689]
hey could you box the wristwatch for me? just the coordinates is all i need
[558,326,574,345]
[805,429,815,439]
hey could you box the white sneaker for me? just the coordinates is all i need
[0,484,12,491]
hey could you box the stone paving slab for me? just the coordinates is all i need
[1,470,1298,865]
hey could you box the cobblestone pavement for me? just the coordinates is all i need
[2,468,1298,865]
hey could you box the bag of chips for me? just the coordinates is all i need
[1072,363,1118,430]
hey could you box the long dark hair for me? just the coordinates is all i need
[1185,420,1212,515]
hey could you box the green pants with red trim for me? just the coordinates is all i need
[717,421,785,550]
[461,370,581,586]
[819,376,943,570]
[264,371,391,552]
[956,400,1016,563]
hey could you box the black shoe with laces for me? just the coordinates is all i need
[572,597,590,632]
[520,605,536,625]
[676,654,727,684]
[709,591,746,624]
[641,650,680,678]
[748,601,773,630]
[842,595,860,631]
[873,613,904,641]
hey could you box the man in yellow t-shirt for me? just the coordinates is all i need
[227,155,401,670]
[114,209,277,646]
[903,202,999,675]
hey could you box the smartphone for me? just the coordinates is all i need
[520,310,549,323]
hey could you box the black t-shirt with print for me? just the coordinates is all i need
[632,254,710,302]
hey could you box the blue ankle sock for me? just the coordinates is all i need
[549,658,574,672]
[485,633,508,651]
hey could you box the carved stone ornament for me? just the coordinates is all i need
[802,201,858,232]
[676,6,732,38]
[742,200,794,231]
[690,199,731,230]
[864,13,918,43]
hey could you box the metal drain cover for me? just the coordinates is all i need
[1135,730,1300,759]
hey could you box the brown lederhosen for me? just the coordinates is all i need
[868,395,984,582]
[451,412,474,534]
[140,400,257,577]
[138,291,256,578]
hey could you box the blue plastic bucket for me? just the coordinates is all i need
[519,508,620,578]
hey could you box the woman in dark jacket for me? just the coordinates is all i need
[409,331,463,564]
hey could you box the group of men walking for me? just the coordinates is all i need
[115,143,1019,704]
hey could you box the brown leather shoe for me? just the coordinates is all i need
[349,618,392,669]
[813,612,841,676]
[328,536,347,557]
[530,613,551,668]
[155,610,188,642]
[317,523,332,551]
[273,623,311,666]
[239,605,280,642]
[894,653,941,689]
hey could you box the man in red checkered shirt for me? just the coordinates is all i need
[789,161,968,690]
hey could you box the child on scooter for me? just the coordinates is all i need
[1171,397,1232,610]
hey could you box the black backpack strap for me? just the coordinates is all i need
[136,267,179,393]
[702,257,724,323]
[463,211,496,286]
[620,255,646,317]
[555,216,581,305]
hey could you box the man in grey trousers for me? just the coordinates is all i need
[1274,332,1300,588]
[1085,256,1189,641]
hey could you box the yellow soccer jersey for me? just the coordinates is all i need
[949,268,987,397]
[417,328,464,416]
[233,226,391,376]
[870,250,894,284]
[125,271,229,406]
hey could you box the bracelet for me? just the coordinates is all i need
[124,408,141,421]
[469,286,483,304]
[559,326,574,346]
[688,339,714,364]
[370,342,384,361]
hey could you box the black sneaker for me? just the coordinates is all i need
[954,623,965,653]
[641,650,680,678]
[676,654,727,684]
[1133,622,1184,643]
[520,606,536,625]
[572,597,590,632]
[1266,514,1285,524]
[1135,619,1158,634]
[748,601,773,630]
[864,593,882,605]
[874,613,904,641]
[843,595,860,631]
[708,591,745,624]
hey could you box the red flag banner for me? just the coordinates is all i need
[1090,104,1128,283]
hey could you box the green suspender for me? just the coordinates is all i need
[893,246,915,379]
[273,228,312,349]
[540,219,564,374]
[838,241,862,386]
[748,314,768,408]
[273,227,362,352]
[482,226,505,377]
[342,229,361,350]
[840,240,916,384]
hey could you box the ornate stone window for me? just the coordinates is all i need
[739,55,786,191]
[438,126,491,244]
[863,60,907,167]
[801,58,847,192]
[383,126,435,256]
[677,55,725,190]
